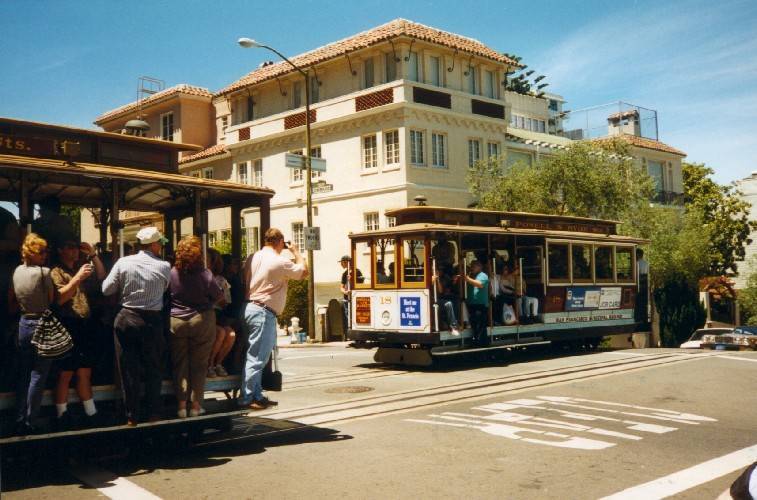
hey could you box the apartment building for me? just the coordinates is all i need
[91,19,687,297]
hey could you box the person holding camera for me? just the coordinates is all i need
[240,228,307,410]
[50,239,106,428]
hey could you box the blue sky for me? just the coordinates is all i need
[1,0,755,185]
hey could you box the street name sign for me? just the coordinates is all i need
[285,153,327,172]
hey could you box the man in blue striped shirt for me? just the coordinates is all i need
[102,227,171,426]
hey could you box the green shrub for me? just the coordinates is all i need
[654,275,707,347]
[279,279,308,329]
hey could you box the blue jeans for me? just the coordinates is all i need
[440,296,459,329]
[240,303,277,404]
[17,317,53,425]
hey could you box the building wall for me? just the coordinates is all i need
[734,173,757,288]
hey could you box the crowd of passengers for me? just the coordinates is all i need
[1,197,248,435]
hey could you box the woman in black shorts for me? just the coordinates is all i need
[51,239,106,427]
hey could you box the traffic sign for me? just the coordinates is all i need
[304,226,321,251]
[285,153,327,172]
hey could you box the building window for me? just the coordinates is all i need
[408,51,419,82]
[468,66,477,95]
[363,57,374,89]
[246,96,254,122]
[160,112,174,141]
[293,81,302,109]
[309,75,319,104]
[386,215,396,228]
[219,229,231,242]
[385,52,397,82]
[246,226,260,254]
[364,212,380,231]
[362,135,377,170]
[251,159,263,187]
[506,150,533,167]
[221,115,229,133]
[410,130,425,165]
[208,232,217,247]
[310,146,323,179]
[202,167,213,179]
[385,130,400,165]
[429,56,441,86]
[538,120,546,133]
[487,142,500,158]
[483,70,495,98]
[468,139,481,167]
[292,222,304,250]
[431,133,447,168]
[648,160,664,192]
[290,149,303,183]
[237,161,249,185]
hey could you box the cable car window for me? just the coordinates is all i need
[402,239,426,285]
[354,241,372,288]
[374,238,396,287]
[572,244,593,282]
[616,246,634,282]
[595,245,614,282]
[548,243,569,283]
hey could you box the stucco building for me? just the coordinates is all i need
[89,19,687,302]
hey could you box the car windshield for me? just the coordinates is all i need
[690,328,732,340]
[733,326,757,335]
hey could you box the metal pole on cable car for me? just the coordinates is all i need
[432,257,439,334]
[110,181,121,260]
[195,189,207,265]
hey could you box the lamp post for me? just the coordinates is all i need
[238,37,316,342]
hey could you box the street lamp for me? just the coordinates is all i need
[238,37,317,342]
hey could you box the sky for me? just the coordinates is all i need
[1,0,756,186]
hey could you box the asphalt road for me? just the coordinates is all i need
[2,344,756,499]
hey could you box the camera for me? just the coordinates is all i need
[284,240,291,249]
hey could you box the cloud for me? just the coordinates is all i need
[533,0,757,183]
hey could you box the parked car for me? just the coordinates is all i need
[680,328,733,349]
[700,325,757,351]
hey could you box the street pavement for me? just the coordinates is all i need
[2,342,756,499]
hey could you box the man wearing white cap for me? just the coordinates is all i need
[102,226,171,426]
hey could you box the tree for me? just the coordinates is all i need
[279,279,308,329]
[467,139,655,221]
[653,277,707,346]
[60,205,81,237]
[735,256,757,325]
[683,162,755,275]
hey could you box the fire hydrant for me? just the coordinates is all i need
[288,317,303,343]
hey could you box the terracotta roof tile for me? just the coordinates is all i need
[95,84,213,124]
[179,143,228,164]
[217,18,522,96]
[592,134,686,157]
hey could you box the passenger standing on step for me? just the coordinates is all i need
[102,227,171,426]
[465,260,490,347]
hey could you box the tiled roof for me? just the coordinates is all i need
[95,84,213,124]
[217,18,522,96]
[593,134,686,157]
[179,143,228,164]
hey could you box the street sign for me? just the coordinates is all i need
[284,153,327,172]
[304,226,321,251]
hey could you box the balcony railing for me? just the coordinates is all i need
[224,80,511,147]
[560,101,659,141]
[651,190,684,206]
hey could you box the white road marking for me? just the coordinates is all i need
[601,443,757,499]
[717,354,757,363]
[279,352,366,361]
[70,464,161,500]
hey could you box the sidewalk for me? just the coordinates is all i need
[276,329,350,348]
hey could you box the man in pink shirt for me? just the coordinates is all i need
[240,228,307,410]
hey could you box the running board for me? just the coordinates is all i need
[431,340,551,356]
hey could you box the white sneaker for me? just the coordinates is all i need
[190,407,206,417]
[207,366,217,378]
[177,408,187,419]
[215,364,228,377]
[451,327,461,336]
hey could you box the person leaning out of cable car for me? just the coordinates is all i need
[50,238,106,428]
[464,260,490,346]
[433,263,461,336]
[168,236,222,418]
[10,233,54,434]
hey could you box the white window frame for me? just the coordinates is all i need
[428,55,441,86]
[290,149,304,183]
[292,222,304,251]
[251,159,263,187]
[385,214,397,228]
[364,212,380,231]
[363,57,374,89]
[407,51,419,82]
[202,167,213,179]
[487,141,500,158]
[483,70,495,98]
[237,161,249,185]
[362,134,378,170]
[409,129,425,166]
[468,66,477,95]
[468,139,482,167]
[431,132,447,169]
[309,146,323,180]
[384,130,400,166]
[160,112,174,141]
[385,52,397,82]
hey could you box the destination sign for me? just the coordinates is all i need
[505,219,613,234]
